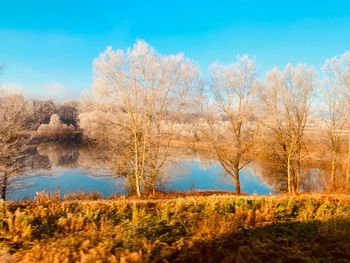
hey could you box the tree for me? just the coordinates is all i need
[0,68,32,200]
[80,40,200,196]
[323,52,350,191]
[259,64,316,194]
[198,55,259,194]
[57,101,79,127]
[37,114,75,135]
[0,93,31,200]
[28,99,57,129]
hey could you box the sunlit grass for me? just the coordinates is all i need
[1,194,350,262]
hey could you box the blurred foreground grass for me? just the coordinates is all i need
[1,194,350,262]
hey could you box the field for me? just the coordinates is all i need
[1,194,350,263]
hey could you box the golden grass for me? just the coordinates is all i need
[1,194,350,262]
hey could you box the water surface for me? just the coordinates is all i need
[6,144,275,201]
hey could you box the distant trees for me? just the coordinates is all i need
[29,100,57,129]
[198,56,259,194]
[57,102,79,127]
[259,65,316,193]
[27,100,79,129]
[37,114,75,135]
[80,41,200,196]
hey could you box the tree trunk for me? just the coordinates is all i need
[152,182,156,195]
[295,153,301,193]
[346,132,350,192]
[330,153,336,191]
[287,155,293,194]
[1,174,8,200]
[134,133,141,197]
[233,166,241,195]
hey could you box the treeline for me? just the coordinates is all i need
[26,99,79,129]
[1,41,350,198]
[78,41,350,197]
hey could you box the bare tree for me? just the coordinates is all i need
[323,52,350,191]
[57,101,79,127]
[28,99,57,129]
[259,64,316,194]
[0,93,31,200]
[80,41,200,196]
[198,55,259,194]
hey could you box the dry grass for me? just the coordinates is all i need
[1,194,350,262]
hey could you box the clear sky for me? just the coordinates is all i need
[1,0,350,101]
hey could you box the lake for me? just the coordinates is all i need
[5,144,283,201]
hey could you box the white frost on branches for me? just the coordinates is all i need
[37,114,75,135]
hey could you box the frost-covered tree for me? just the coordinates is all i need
[323,52,350,191]
[0,68,32,199]
[37,114,75,135]
[198,55,259,194]
[0,93,31,200]
[323,52,350,97]
[80,40,200,196]
[29,99,57,129]
[259,64,316,193]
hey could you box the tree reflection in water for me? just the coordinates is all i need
[3,143,326,200]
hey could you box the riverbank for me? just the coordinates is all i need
[1,194,350,262]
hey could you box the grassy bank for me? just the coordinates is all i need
[1,194,350,262]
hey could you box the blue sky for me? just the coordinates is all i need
[1,0,350,101]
